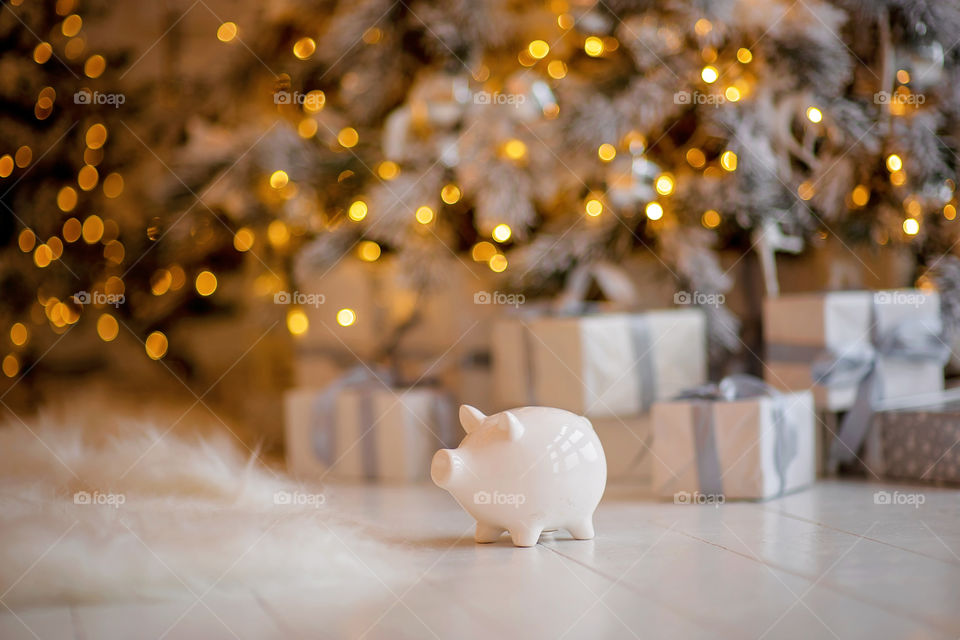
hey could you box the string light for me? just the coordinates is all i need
[337,308,356,326]
[806,106,823,123]
[287,308,309,335]
[195,270,217,296]
[598,143,616,162]
[348,201,368,221]
[440,184,461,204]
[720,150,738,171]
[492,223,512,242]
[584,36,604,57]
[145,331,168,359]
[217,22,238,42]
[415,206,434,224]
[886,154,902,172]
[645,202,664,220]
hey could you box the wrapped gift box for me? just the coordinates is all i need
[651,387,816,500]
[284,383,457,482]
[868,400,960,485]
[591,415,653,483]
[763,289,945,411]
[492,308,707,418]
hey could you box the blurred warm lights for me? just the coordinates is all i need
[377,160,400,180]
[0,155,12,177]
[701,66,718,84]
[945,204,957,221]
[528,40,549,59]
[151,269,172,295]
[18,229,35,252]
[737,48,753,63]
[903,218,920,235]
[338,127,359,148]
[293,37,316,59]
[298,118,318,138]
[145,331,168,359]
[84,54,105,78]
[85,123,107,149]
[10,323,28,346]
[547,60,567,79]
[269,170,289,189]
[102,172,123,197]
[217,22,238,42]
[720,150,738,171]
[337,308,357,326]
[584,36,604,57]
[598,143,616,162]
[724,87,741,102]
[503,139,527,160]
[645,202,664,220]
[61,14,82,37]
[357,240,381,262]
[440,184,461,204]
[195,270,217,296]
[267,220,290,247]
[348,200,368,221]
[851,185,870,207]
[492,223,512,242]
[233,227,255,251]
[34,42,53,64]
[585,199,603,217]
[97,313,119,341]
[472,241,497,262]
[415,205,434,224]
[77,164,98,191]
[798,181,815,201]
[806,106,823,123]
[3,355,19,378]
[897,69,910,84]
[488,254,508,272]
[686,148,706,168]
[57,186,78,211]
[287,308,309,335]
[82,215,104,243]
[694,18,712,35]
[655,174,675,196]
[701,209,721,229]
[890,170,906,186]
[886,154,902,172]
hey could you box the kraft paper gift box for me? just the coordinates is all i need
[284,381,457,482]
[651,385,816,500]
[492,308,707,418]
[866,396,960,485]
[591,415,653,482]
[763,289,945,411]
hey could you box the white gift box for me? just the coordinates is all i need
[763,289,944,411]
[651,389,816,500]
[492,309,707,418]
[284,384,456,482]
[591,415,653,482]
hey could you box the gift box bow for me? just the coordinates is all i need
[672,374,800,498]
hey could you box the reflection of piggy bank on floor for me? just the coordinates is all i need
[431,405,607,547]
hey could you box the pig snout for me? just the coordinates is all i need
[431,449,464,489]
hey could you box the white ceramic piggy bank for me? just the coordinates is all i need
[431,405,607,547]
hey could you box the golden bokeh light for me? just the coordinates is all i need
[195,271,217,296]
[645,202,664,220]
[287,308,309,335]
[348,200,368,221]
[293,37,317,59]
[217,22,238,42]
[97,313,119,341]
[338,127,359,148]
[415,205,434,224]
[598,143,616,162]
[336,308,357,326]
[145,331,168,359]
[357,240,381,262]
[234,227,255,251]
[440,184,461,204]
[492,223,512,242]
[471,241,497,262]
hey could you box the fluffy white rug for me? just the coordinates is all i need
[0,398,389,608]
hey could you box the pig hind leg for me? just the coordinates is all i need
[567,518,595,540]
[509,524,544,547]
[475,523,505,543]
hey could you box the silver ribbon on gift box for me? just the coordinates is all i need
[310,366,456,479]
[768,303,948,467]
[673,374,799,497]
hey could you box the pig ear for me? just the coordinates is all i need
[499,411,524,440]
[459,404,487,434]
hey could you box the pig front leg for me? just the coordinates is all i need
[508,523,544,547]
[475,523,505,543]
[567,517,595,540]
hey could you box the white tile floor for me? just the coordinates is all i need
[2,480,958,639]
